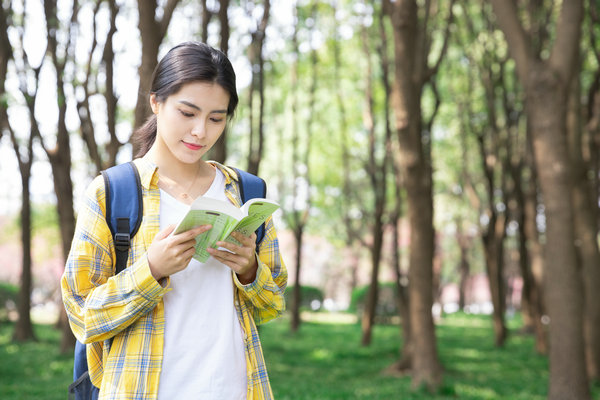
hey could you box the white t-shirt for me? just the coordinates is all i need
[157,169,247,400]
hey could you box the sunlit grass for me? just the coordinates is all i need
[0,322,72,400]
[1,312,599,399]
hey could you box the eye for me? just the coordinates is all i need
[179,110,194,118]
[210,117,224,123]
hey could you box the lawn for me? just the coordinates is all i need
[0,312,598,399]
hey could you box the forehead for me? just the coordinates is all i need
[169,81,230,107]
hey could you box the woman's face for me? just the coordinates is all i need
[150,81,230,165]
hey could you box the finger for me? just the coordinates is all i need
[175,225,212,242]
[210,250,244,269]
[181,246,197,261]
[215,240,241,254]
[155,224,176,240]
[231,231,256,246]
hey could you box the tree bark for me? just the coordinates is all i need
[522,150,548,354]
[286,3,312,333]
[133,0,181,150]
[41,0,79,353]
[77,0,121,173]
[384,0,448,388]
[567,60,600,382]
[2,3,35,341]
[201,0,212,44]
[455,221,470,311]
[359,4,389,346]
[247,0,270,175]
[491,1,590,398]
[13,166,35,342]
[208,0,231,163]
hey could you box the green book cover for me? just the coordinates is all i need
[172,196,279,262]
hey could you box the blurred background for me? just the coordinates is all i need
[1,0,599,399]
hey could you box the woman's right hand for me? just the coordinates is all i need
[147,224,211,281]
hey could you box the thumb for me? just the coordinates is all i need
[155,224,176,240]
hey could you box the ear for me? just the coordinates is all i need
[149,94,159,114]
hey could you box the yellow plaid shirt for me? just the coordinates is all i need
[61,158,287,400]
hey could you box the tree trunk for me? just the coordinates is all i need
[201,0,212,44]
[510,157,537,333]
[218,0,230,55]
[247,0,270,175]
[209,0,231,163]
[456,221,470,311]
[286,3,312,333]
[530,66,590,400]
[567,64,600,382]
[361,218,384,346]
[359,7,388,346]
[522,160,548,354]
[13,170,35,341]
[290,228,303,333]
[385,0,443,388]
[482,217,507,346]
[133,0,180,151]
[390,195,412,371]
[491,1,589,397]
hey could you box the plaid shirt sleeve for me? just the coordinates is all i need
[232,213,288,326]
[61,176,169,344]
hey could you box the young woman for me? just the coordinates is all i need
[61,42,287,400]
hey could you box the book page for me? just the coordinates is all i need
[225,200,280,246]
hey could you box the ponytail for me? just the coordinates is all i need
[133,114,157,158]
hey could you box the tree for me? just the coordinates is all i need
[206,0,231,163]
[490,1,591,398]
[383,0,454,389]
[457,8,514,346]
[358,1,392,347]
[1,2,36,342]
[39,0,81,352]
[282,0,315,333]
[133,0,180,143]
[567,52,600,382]
[76,0,122,172]
[246,0,270,175]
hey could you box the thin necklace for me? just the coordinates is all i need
[160,165,201,200]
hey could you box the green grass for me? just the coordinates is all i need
[0,321,73,399]
[1,313,599,399]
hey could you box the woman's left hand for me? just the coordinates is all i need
[207,232,258,284]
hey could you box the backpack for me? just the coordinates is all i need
[68,161,268,400]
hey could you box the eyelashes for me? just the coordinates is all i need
[179,109,224,123]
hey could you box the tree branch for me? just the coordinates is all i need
[426,0,456,81]
[159,0,180,37]
[549,0,583,83]
[489,0,533,84]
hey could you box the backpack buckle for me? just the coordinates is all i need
[114,232,130,251]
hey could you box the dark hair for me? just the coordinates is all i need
[133,42,238,157]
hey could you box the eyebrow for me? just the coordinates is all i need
[178,100,227,114]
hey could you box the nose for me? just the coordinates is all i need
[190,119,207,138]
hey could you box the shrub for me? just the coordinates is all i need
[0,282,18,320]
[284,285,324,311]
[350,282,400,320]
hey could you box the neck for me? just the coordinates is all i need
[147,146,211,182]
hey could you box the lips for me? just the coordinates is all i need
[183,141,204,151]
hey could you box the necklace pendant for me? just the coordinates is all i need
[181,193,189,199]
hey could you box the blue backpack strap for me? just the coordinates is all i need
[101,161,143,274]
[71,163,141,399]
[230,167,267,249]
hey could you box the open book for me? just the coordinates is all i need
[172,196,280,263]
